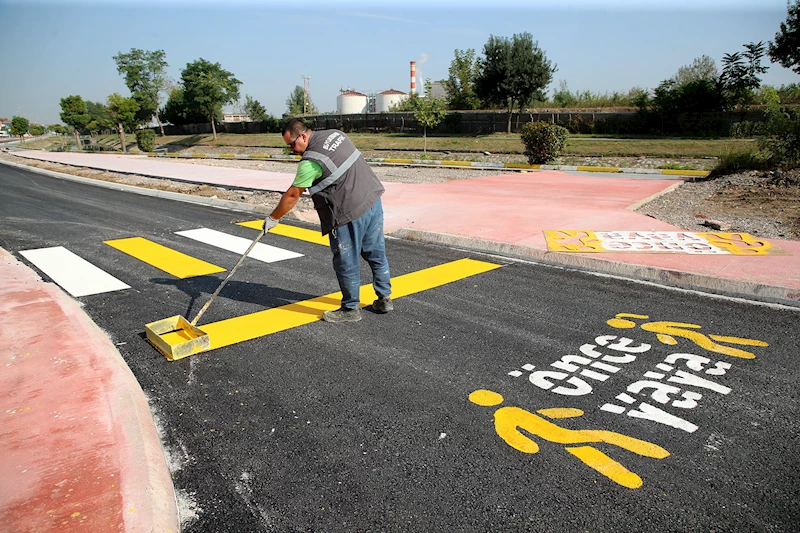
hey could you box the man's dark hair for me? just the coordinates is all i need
[282,118,311,136]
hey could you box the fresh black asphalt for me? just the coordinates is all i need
[2,164,798,532]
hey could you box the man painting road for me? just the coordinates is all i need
[265,119,393,323]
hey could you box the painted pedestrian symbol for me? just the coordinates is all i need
[469,389,669,489]
[607,313,769,359]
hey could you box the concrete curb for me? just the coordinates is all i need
[0,248,180,533]
[66,148,713,177]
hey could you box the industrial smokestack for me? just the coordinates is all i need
[410,61,416,94]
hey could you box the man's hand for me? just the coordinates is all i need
[263,215,279,234]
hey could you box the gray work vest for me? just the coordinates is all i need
[302,129,385,236]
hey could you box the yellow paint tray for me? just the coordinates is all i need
[145,315,210,361]
[145,231,264,361]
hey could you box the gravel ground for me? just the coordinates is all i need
[2,151,796,240]
[635,170,800,240]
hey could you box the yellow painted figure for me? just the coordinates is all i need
[607,313,769,359]
[469,390,669,489]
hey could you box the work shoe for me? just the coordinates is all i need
[372,297,394,314]
[322,307,362,323]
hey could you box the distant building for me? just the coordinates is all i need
[430,81,447,100]
[0,118,11,137]
[375,89,408,113]
[337,89,368,114]
[223,113,252,123]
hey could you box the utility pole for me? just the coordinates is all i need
[301,75,311,115]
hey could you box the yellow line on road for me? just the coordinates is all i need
[237,220,330,246]
[105,237,225,279]
[157,258,501,352]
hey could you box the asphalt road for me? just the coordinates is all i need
[2,164,798,532]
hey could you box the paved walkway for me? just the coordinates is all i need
[2,150,798,532]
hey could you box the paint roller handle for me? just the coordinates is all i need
[190,231,265,327]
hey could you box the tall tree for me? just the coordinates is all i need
[107,93,140,151]
[161,87,207,126]
[10,116,29,141]
[85,101,115,136]
[673,55,719,86]
[59,95,91,149]
[475,33,556,133]
[769,0,800,75]
[180,58,241,140]
[113,48,169,135]
[243,94,267,121]
[443,48,480,110]
[721,42,769,109]
[413,79,448,153]
[286,85,317,115]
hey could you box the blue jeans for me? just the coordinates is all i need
[329,198,391,310]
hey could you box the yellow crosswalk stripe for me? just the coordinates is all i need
[157,258,501,352]
[237,220,330,246]
[105,237,225,279]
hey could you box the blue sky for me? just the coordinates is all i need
[0,0,796,125]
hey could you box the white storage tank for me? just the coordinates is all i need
[375,88,408,112]
[337,89,368,114]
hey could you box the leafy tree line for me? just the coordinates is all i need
[435,1,799,133]
[57,48,290,149]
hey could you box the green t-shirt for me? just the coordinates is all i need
[293,160,323,188]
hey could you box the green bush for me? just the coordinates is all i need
[756,107,800,169]
[711,149,772,177]
[135,129,156,152]
[520,121,569,164]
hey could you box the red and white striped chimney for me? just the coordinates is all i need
[410,61,416,94]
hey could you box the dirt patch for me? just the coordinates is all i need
[702,170,800,234]
[635,169,800,240]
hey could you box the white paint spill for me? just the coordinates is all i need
[439,433,447,440]
[175,489,201,528]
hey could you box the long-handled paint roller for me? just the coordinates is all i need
[145,231,265,360]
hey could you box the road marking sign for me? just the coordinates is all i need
[105,237,225,279]
[544,230,788,255]
[19,246,130,297]
[154,258,502,353]
[176,228,304,262]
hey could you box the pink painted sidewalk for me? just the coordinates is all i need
[0,248,179,533]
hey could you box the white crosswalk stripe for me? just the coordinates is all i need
[19,246,130,297]
[175,228,303,263]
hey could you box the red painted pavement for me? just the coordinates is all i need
[0,249,179,533]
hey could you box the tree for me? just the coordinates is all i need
[48,124,68,134]
[85,101,115,136]
[413,79,448,153]
[181,58,241,140]
[10,116,29,141]
[443,48,480,110]
[475,33,556,133]
[721,42,769,109]
[552,80,576,108]
[673,55,719,86]
[769,1,800,75]
[161,87,207,126]
[286,85,317,115]
[107,93,140,151]
[29,124,45,136]
[243,94,267,122]
[113,48,170,135]
[60,95,91,149]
